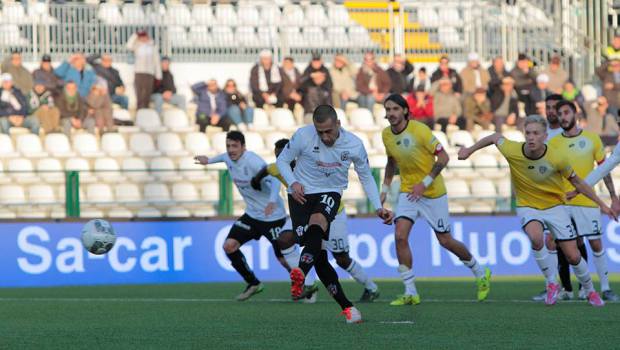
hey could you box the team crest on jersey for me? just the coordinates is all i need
[579,140,586,149]
[243,167,249,176]
[341,151,350,161]
[403,137,411,147]
[539,165,548,174]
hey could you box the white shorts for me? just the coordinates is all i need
[325,210,349,253]
[517,206,577,241]
[565,206,602,240]
[395,194,451,233]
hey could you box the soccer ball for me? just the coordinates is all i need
[81,219,116,255]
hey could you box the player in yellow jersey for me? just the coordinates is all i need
[549,101,619,301]
[380,94,491,306]
[252,139,380,302]
[459,114,612,307]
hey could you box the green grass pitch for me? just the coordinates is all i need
[1,278,618,349]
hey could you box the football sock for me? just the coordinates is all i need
[304,270,317,287]
[593,250,610,291]
[578,242,588,261]
[226,250,260,286]
[461,257,485,278]
[281,244,300,270]
[398,264,418,296]
[533,247,557,284]
[346,260,377,292]
[572,257,594,293]
[314,250,353,310]
[298,225,323,276]
[555,246,572,291]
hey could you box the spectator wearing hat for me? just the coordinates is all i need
[54,53,97,98]
[86,78,116,134]
[329,54,358,109]
[432,77,464,132]
[57,81,93,136]
[192,79,231,132]
[490,76,520,131]
[151,57,186,115]
[487,56,509,98]
[460,52,490,97]
[387,54,414,95]
[280,56,302,111]
[27,78,60,133]
[542,56,569,94]
[32,55,62,95]
[528,73,552,116]
[406,85,434,128]
[430,55,463,95]
[584,96,619,137]
[1,51,33,95]
[0,73,39,134]
[510,53,537,107]
[126,30,162,109]
[250,50,283,108]
[464,87,493,131]
[356,51,391,110]
[87,54,129,110]
[223,79,253,131]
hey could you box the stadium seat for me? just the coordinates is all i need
[327,4,350,25]
[136,109,166,132]
[445,179,470,199]
[193,206,217,217]
[165,3,192,25]
[211,27,235,47]
[137,207,162,218]
[210,132,228,154]
[326,27,350,48]
[80,207,104,218]
[7,158,39,184]
[264,131,288,150]
[65,157,96,183]
[115,183,142,203]
[201,182,220,202]
[281,27,307,48]
[122,3,147,25]
[101,132,132,157]
[122,157,153,183]
[257,27,275,47]
[168,26,191,48]
[189,26,212,46]
[130,133,162,157]
[215,3,238,26]
[270,108,297,131]
[172,183,200,202]
[305,4,326,26]
[467,202,494,213]
[44,133,75,158]
[417,7,440,28]
[335,108,349,127]
[504,130,525,142]
[36,158,64,184]
[0,184,26,204]
[260,3,281,25]
[157,133,189,157]
[497,178,512,197]
[282,4,305,25]
[86,183,114,204]
[372,132,385,153]
[350,108,380,131]
[150,157,181,182]
[438,27,464,48]
[439,7,463,26]
[93,157,125,182]
[251,108,274,131]
[73,133,104,158]
[237,4,260,26]
[449,158,475,179]
[108,207,134,218]
[472,154,503,178]
[17,134,48,158]
[236,26,260,48]
[470,179,498,198]
[192,4,214,24]
[178,157,206,181]
[184,132,211,155]
[0,134,18,157]
[162,108,193,132]
[449,130,474,148]
[0,209,17,219]
[303,27,328,48]
[97,3,122,25]
[28,184,56,205]
[144,183,171,203]
[2,2,28,24]
[352,132,375,154]
[244,132,266,154]
[166,207,191,218]
[348,26,375,47]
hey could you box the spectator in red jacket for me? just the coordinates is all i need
[406,85,434,128]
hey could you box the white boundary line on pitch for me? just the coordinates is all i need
[0,297,609,304]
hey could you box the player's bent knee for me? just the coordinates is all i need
[531,240,544,251]
[277,231,296,249]
[308,213,329,231]
[589,239,603,252]
[223,239,240,254]
[436,233,452,248]
[333,252,351,268]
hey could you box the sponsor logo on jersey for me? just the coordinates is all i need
[340,151,350,161]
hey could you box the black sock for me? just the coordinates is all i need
[314,250,353,310]
[578,243,588,262]
[227,250,260,286]
[556,245,572,292]
[298,224,323,276]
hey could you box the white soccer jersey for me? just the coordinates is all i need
[585,142,620,186]
[276,125,382,210]
[546,126,563,142]
[208,151,286,221]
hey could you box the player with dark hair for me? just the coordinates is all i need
[194,131,289,301]
[276,105,394,323]
[381,93,491,306]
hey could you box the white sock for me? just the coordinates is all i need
[593,250,610,291]
[304,270,316,287]
[572,258,595,293]
[398,264,418,296]
[533,247,557,284]
[281,245,300,270]
[461,257,485,278]
[346,260,378,292]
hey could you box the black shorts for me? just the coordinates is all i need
[227,214,287,257]
[288,192,341,245]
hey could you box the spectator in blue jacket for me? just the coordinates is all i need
[54,53,96,98]
[0,73,40,134]
[192,79,231,132]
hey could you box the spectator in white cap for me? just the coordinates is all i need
[86,77,116,134]
[249,50,283,108]
[528,73,552,115]
[459,52,490,96]
[0,73,40,134]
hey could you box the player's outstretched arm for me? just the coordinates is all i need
[194,154,226,166]
[584,144,620,186]
[570,174,617,220]
[458,133,502,160]
[380,157,396,204]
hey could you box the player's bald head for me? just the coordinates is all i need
[312,105,338,124]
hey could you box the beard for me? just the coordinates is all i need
[560,118,576,131]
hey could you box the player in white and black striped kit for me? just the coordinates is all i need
[195,131,289,301]
[276,105,394,323]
